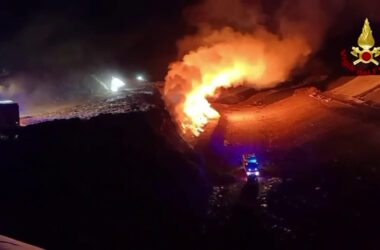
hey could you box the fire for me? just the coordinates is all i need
[164,27,311,136]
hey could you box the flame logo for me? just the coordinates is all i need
[351,18,380,65]
[358,18,375,50]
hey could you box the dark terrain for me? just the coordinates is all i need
[0,91,209,250]
[0,83,380,250]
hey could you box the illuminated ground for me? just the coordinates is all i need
[193,75,380,249]
[20,87,156,126]
[194,76,380,173]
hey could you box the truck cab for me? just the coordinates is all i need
[0,100,19,131]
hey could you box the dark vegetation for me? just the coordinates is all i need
[0,104,209,249]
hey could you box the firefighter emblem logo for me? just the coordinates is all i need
[351,18,380,65]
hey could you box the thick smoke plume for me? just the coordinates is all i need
[165,28,310,135]
[0,1,183,115]
[164,0,315,136]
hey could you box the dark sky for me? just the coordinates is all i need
[0,0,198,80]
[0,0,379,87]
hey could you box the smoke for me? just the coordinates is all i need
[0,73,92,115]
[164,0,314,135]
[178,0,333,54]
[179,0,380,53]
[0,13,109,114]
[0,1,187,115]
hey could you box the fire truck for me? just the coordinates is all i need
[243,153,260,179]
[0,100,19,130]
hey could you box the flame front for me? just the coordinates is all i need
[181,57,266,135]
[164,27,311,136]
[358,18,375,50]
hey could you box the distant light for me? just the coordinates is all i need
[110,77,126,92]
[136,74,145,82]
[246,171,260,177]
[0,100,14,104]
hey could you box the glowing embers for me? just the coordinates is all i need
[182,93,220,136]
[181,63,266,136]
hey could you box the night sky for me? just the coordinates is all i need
[0,0,379,93]
[0,0,198,81]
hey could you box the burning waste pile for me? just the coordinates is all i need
[163,0,315,137]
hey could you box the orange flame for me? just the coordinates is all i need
[164,27,311,136]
